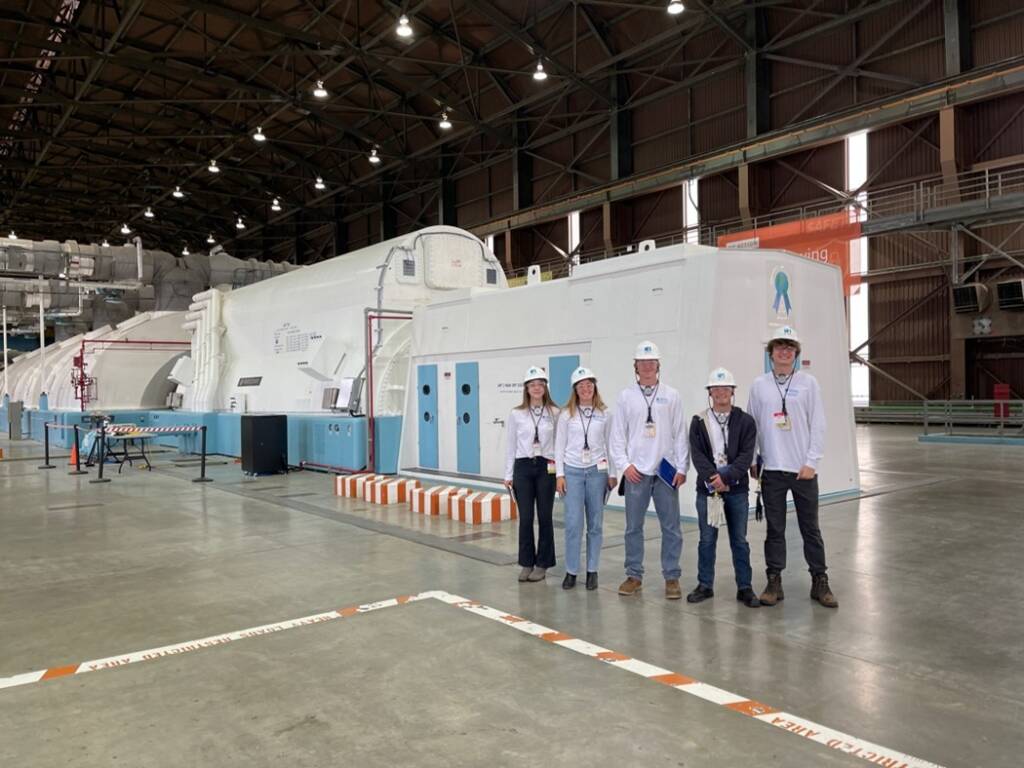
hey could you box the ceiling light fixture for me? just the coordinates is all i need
[182,246,190,256]
[120,223,131,234]
[144,206,155,218]
[314,176,326,190]
[533,61,548,81]
[235,217,245,230]
[396,14,413,38]
[7,230,16,240]
[313,80,328,99]
[667,1,685,14]
[208,159,219,173]
[101,239,110,247]
[438,111,452,130]
[253,125,266,143]
[172,185,184,198]
[271,197,282,212]
[368,147,381,164]
[207,233,215,244]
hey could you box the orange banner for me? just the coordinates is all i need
[718,212,862,294]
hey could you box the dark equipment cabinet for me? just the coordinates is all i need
[240,414,288,475]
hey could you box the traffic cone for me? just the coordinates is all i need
[68,442,78,467]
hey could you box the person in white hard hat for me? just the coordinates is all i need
[609,340,689,599]
[747,326,837,608]
[555,366,616,591]
[686,367,760,608]
[505,365,560,583]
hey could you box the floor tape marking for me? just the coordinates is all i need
[1,589,947,768]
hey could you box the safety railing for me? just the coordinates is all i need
[921,399,1024,436]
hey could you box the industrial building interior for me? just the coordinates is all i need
[1,2,1022,767]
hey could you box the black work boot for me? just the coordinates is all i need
[686,585,714,603]
[759,572,784,606]
[810,573,838,608]
[562,573,577,590]
[585,572,598,591]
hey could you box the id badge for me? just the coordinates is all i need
[532,440,541,457]
[773,411,790,430]
[644,422,656,438]
[597,458,609,472]
[547,460,557,475]
[581,448,592,465]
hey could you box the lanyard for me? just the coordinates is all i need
[773,372,794,416]
[639,383,659,424]
[711,409,730,452]
[578,406,595,450]
[529,406,545,443]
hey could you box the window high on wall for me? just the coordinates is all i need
[847,131,869,406]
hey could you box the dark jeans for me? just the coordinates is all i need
[761,471,827,576]
[513,457,556,569]
[695,490,752,590]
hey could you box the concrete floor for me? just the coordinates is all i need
[0,425,1020,767]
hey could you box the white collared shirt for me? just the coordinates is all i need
[554,405,614,476]
[504,405,559,480]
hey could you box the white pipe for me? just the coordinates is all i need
[133,235,143,281]
[37,276,46,397]
[182,320,200,331]
[2,305,8,398]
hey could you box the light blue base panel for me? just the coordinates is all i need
[1,406,404,474]
[919,434,1024,446]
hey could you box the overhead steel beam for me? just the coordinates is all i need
[943,0,972,77]
[471,57,1024,237]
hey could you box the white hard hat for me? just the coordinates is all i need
[634,340,661,360]
[570,366,597,386]
[766,325,801,347]
[523,365,548,383]
[706,367,736,388]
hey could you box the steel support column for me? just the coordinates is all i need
[334,197,348,258]
[513,111,533,211]
[943,0,972,77]
[610,65,633,181]
[438,152,456,226]
[745,4,769,139]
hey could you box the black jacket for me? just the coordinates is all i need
[688,407,757,495]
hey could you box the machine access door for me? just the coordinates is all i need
[455,361,480,474]
[417,364,439,469]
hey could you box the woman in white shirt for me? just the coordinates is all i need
[504,365,559,583]
[555,367,616,591]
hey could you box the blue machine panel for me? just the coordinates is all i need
[455,361,480,474]
[417,364,439,468]
[547,354,580,408]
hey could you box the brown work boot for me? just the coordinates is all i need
[618,577,642,596]
[810,573,838,608]
[759,572,784,606]
[665,579,683,600]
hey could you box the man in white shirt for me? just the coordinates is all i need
[747,326,837,608]
[609,340,689,599]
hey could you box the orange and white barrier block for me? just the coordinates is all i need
[410,485,459,516]
[364,477,421,505]
[451,491,518,525]
[445,487,472,518]
[335,473,384,498]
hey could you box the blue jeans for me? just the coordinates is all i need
[563,465,607,575]
[695,490,752,590]
[624,473,682,581]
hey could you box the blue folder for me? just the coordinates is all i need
[657,458,678,489]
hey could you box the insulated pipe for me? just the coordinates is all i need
[37,276,46,397]
[2,305,8,397]
[133,236,143,281]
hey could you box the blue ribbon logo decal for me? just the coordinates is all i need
[773,271,792,315]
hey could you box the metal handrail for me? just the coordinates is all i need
[921,399,1024,436]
